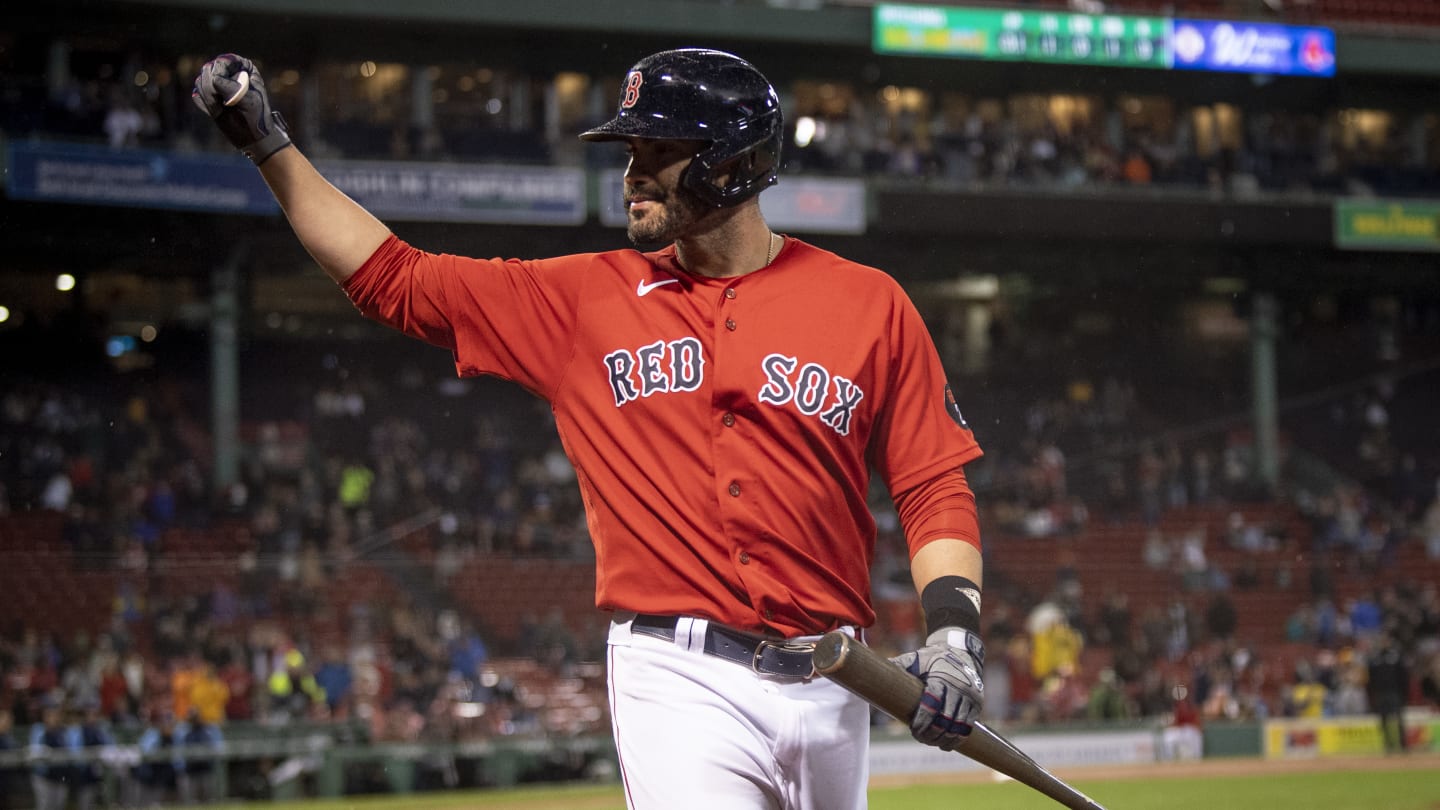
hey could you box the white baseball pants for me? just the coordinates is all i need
[607,615,871,810]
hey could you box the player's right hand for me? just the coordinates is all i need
[192,53,292,166]
[890,626,985,751]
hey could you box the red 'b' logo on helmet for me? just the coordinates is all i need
[621,71,643,109]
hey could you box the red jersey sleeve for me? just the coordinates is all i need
[342,235,586,397]
[867,283,984,498]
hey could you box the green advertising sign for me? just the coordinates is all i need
[874,3,1170,69]
[1335,199,1440,251]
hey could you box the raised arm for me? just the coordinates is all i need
[193,54,390,283]
[256,148,391,283]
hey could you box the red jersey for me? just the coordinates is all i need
[345,235,982,636]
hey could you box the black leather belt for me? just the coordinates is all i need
[630,614,817,679]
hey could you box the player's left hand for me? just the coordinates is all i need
[890,627,985,750]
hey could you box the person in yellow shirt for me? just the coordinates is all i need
[189,661,231,726]
[170,655,201,722]
[1284,661,1329,718]
[1031,615,1083,681]
[268,649,326,720]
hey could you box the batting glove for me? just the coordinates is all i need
[891,627,985,750]
[192,53,292,166]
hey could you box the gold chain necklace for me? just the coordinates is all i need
[765,232,779,266]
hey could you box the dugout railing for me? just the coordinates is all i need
[0,725,618,805]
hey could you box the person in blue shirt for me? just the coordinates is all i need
[448,625,489,687]
[70,702,114,810]
[178,709,224,804]
[133,711,184,806]
[313,647,354,716]
[28,702,72,810]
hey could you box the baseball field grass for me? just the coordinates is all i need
[215,753,1440,809]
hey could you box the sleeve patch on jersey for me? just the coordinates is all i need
[944,384,969,429]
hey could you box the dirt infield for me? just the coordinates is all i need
[869,750,1440,788]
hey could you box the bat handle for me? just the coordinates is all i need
[812,630,922,722]
[224,70,251,107]
[813,632,1109,810]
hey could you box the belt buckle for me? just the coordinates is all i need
[751,639,818,678]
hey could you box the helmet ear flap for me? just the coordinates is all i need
[681,115,783,208]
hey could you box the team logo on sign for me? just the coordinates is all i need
[944,384,969,429]
[621,71,644,109]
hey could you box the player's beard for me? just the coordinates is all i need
[625,182,713,247]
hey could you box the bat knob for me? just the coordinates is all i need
[811,631,848,674]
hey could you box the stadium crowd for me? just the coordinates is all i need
[1,34,1437,201]
[3,306,1439,749]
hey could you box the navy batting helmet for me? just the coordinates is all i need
[580,48,783,208]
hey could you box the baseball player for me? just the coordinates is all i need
[194,48,986,809]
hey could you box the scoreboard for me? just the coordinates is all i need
[875,5,1168,69]
[874,3,1336,77]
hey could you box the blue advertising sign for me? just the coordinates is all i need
[4,141,589,225]
[5,140,278,214]
[1170,19,1335,76]
[315,160,586,225]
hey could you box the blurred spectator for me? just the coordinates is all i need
[1329,653,1369,717]
[1348,592,1384,641]
[180,709,224,803]
[1142,529,1171,570]
[1121,148,1153,185]
[1366,633,1410,754]
[1160,684,1203,761]
[120,651,146,721]
[1283,661,1329,718]
[189,661,230,727]
[266,649,325,721]
[1085,668,1130,721]
[445,621,489,685]
[132,712,184,807]
[27,702,71,810]
[1028,603,1083,682]
[0,708,18,810]
[218,650,254,721]
[70,702,113,810]
[96,655,129,723]
[1003,636,1038,723]
[169,653,201,723]
[314,647,354,717]
[101,88,144,149]
[1422,491,1440,560]
[1421,653,1440,709]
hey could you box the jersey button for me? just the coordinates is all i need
[728,482,741,497]
[722,412,735,427]
[739,551,750,565]
[725,318,736,331]
[763,609,774,621]
[724,288,736,300]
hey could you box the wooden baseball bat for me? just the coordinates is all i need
[813,632,1109,810]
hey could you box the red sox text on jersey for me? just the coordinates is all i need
[605,341,865,437]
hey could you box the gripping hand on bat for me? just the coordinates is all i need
[890,626,985,750]
[192,53,292,165]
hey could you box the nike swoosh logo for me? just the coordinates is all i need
[636,278,680,297]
